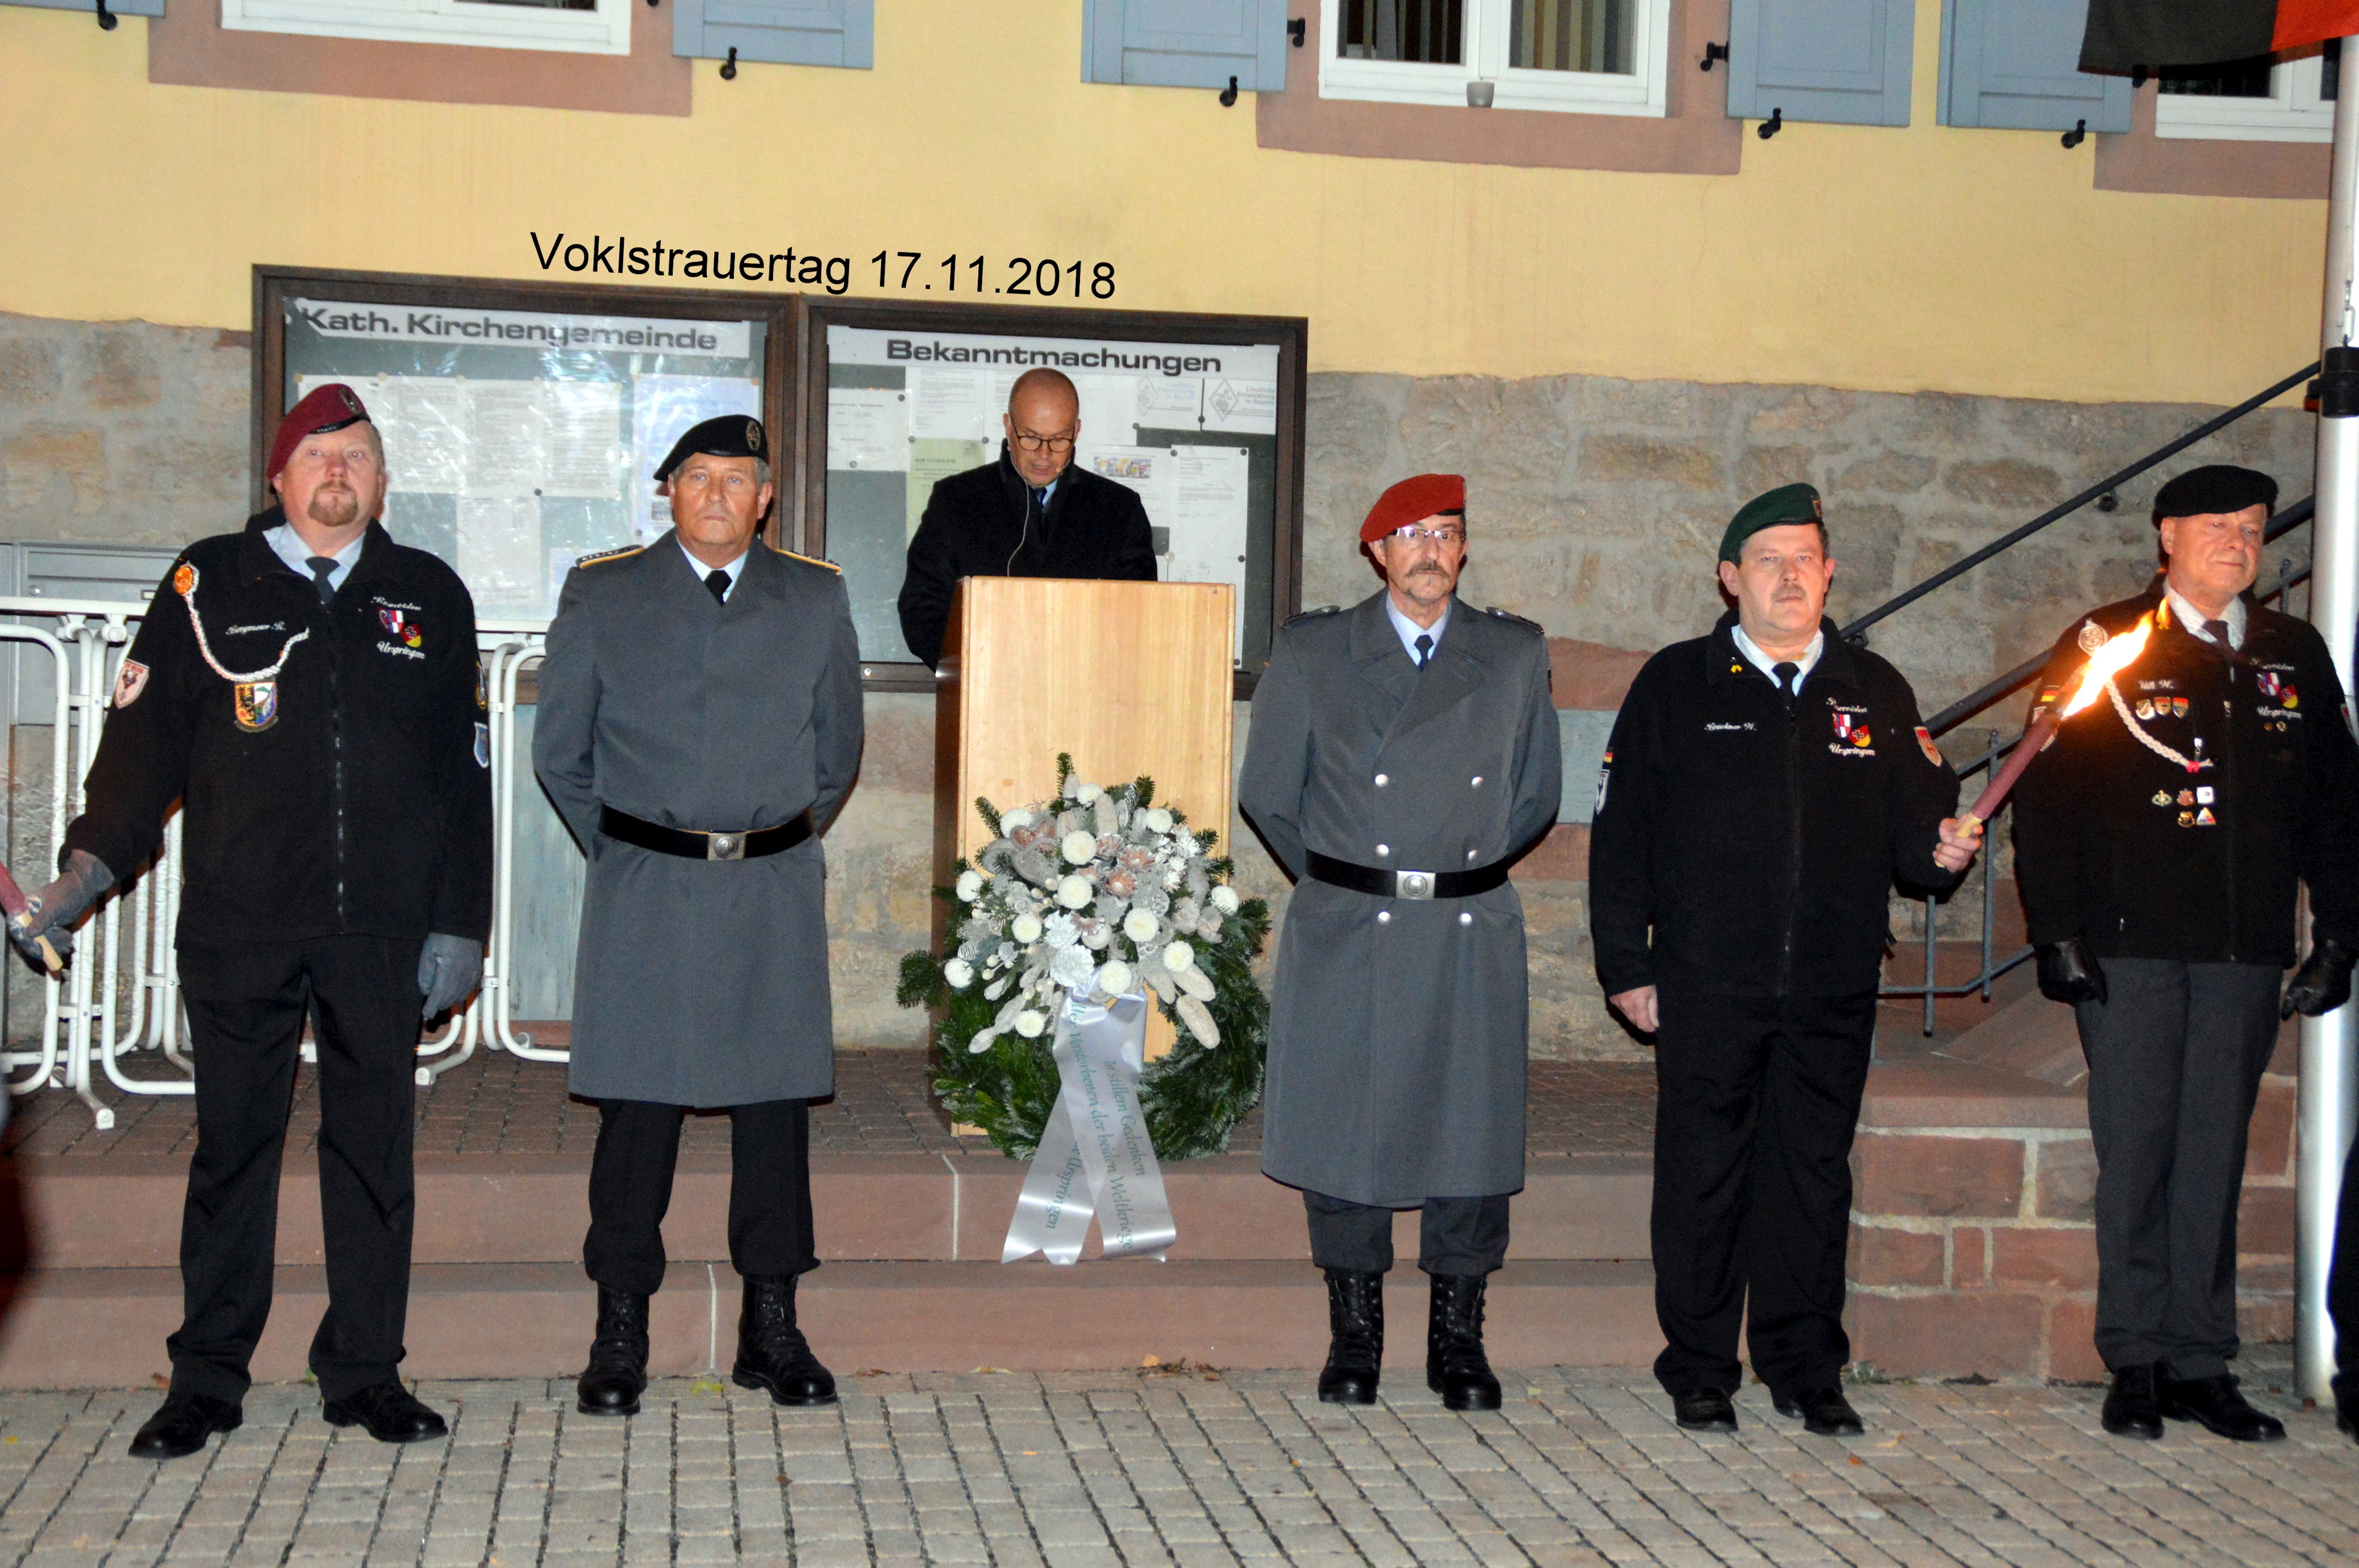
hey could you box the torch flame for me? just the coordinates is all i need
[2057,613,2153,719]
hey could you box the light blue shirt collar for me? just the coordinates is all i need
[2167,586,2246,650]
[1385,595,1451,665]
[1731,622,1825,689]
[264,523,366,596]
[681,540,749,599]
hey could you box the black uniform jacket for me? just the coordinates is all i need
[1590,613,1960,998]
[65,509,493,947]
[2012,583,2359,966]
[896,443,1157,668]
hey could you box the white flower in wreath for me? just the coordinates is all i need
[1121,908,1159,943]
[1049,943,1095,990]
[1042,912,1079,950]
[1000,809,1034,831]
[1055,874,1094,910]
[1010,912,1043,944]
[1210,884,1240,915]
[1142,807,1172,834]
[944,958,975,990]
[955,869,984,902]
[1097,959,1133,996]
[1079,918,1112,950]
[1014,1009,1047,1039]
[1060,830,1098,865]
[1163,941,1195,973]
[1075,783,1102,805]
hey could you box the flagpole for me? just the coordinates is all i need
[2298,36,2359,1410]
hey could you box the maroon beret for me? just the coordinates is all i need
[268,384,372,480]
[1360,473,1466,544]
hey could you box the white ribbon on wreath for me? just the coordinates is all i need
[1000,989,1178,1265]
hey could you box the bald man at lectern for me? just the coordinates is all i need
[896,368,1158,669]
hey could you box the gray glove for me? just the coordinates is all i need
[418,933,484,1021]
[9,849,115,967]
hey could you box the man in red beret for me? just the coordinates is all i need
[1240,474,1561,1412]
[11,384,493,1459]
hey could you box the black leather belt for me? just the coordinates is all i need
[1305,849,1510,901]
[600,806,812,861]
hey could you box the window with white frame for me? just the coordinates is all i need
[220,0,631,56]
[1322,0,1672,116]
[2155,44,2337,143]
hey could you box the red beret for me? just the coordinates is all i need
[1360,473,1466,544]
[268,383,372,480]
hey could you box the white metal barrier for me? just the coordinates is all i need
[0,599,561,1127]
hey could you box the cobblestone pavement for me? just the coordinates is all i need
[0,1051,1656,1162]
[1,1352,2352,1567]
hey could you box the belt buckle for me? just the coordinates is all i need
[707,831,746,861]
[1394,870,1435,901]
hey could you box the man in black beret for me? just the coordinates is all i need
[895,369,1157,669]
[2015,463,2359,1443]
[1591,483,1977,1438]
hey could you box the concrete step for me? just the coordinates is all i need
[0,1259,1663,1388]
[1,1152,1653,1271]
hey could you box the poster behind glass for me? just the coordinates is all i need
[279,299,767,619]
[822,324,1282,670]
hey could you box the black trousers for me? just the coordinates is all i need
[169,936,423,1406]
[2075,958,2281,1379]
[583,1098,816,1296]
[1302,1190,1510,1277]
[1651,986,1878,1399]
[2331,1120,2359,1402]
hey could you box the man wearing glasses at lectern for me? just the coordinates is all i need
[896,367,1158,670]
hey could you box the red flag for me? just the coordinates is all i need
[2082,0,2359,74]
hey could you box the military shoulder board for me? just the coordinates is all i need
[1282,605,1342,627]
[1484,606,1543,633]
[575,544,643,569]
[772,546,842,575]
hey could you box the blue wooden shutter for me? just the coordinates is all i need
[1724,0,1914,127]
[1,0,163,17]
[1939,0,2129,131]
[674,0,871,67]
[1080,0,1288,92]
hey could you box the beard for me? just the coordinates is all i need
[305,484,363,529]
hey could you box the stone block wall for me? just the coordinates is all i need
[1846,1035,2301,1383]
[0,309,2323,1054]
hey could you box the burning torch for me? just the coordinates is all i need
[1959,612,2157,831]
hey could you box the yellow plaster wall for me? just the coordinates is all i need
[0,0,2331,404]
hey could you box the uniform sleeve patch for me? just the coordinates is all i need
[1594,750,1613,815]
[473,722,490,769]
[111,659,149,710]
[1915,725,1942,766]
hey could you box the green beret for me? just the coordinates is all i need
[1719,483,1825,564]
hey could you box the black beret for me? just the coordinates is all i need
[654,415,767,483]
[2151,465,2277,526]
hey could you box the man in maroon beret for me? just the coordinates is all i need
[11,384,493,1459]
[1241,474,1561,1412]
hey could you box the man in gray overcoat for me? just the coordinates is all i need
[1239,472,1561,1411]
[534,415,863,1417]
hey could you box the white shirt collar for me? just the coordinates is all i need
[1732,622,1825,688]
[2167,586,2246,650]
[681,540,749,599]
[1385,594,1451,664]
[264,522,366,594]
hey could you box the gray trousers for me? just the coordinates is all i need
[1302,1190,1511,1277]
[2075,958,2281,1379]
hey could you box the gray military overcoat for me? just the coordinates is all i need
[1239,591,1561,1208]
[533,533,863,1107]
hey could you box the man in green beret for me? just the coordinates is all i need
[1590,483,1980,1437]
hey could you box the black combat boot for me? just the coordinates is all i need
[576,1286,651,1417]
[1426,1273,1501,1412]
[1316,1269,1385,1404]
[731,1276,838,1407]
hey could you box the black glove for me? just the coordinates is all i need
[9,849,115,968]
[418,933,484,1021]
[2036,937,2107,1007]
[2282,937,2358,1020]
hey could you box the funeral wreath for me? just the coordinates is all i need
[898,755,1270,1161]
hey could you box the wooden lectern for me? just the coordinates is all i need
[934,578,1236,1062]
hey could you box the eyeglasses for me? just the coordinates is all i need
[1012,431,1077,454]
[1387,526,1465,548]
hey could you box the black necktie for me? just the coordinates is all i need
[1031,487,1050,517]
[1414,633,1433,669]
[306,556,337,605]
[2205,618,2232,652]
[704,568,730,606]
[1774,660,1800,709]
